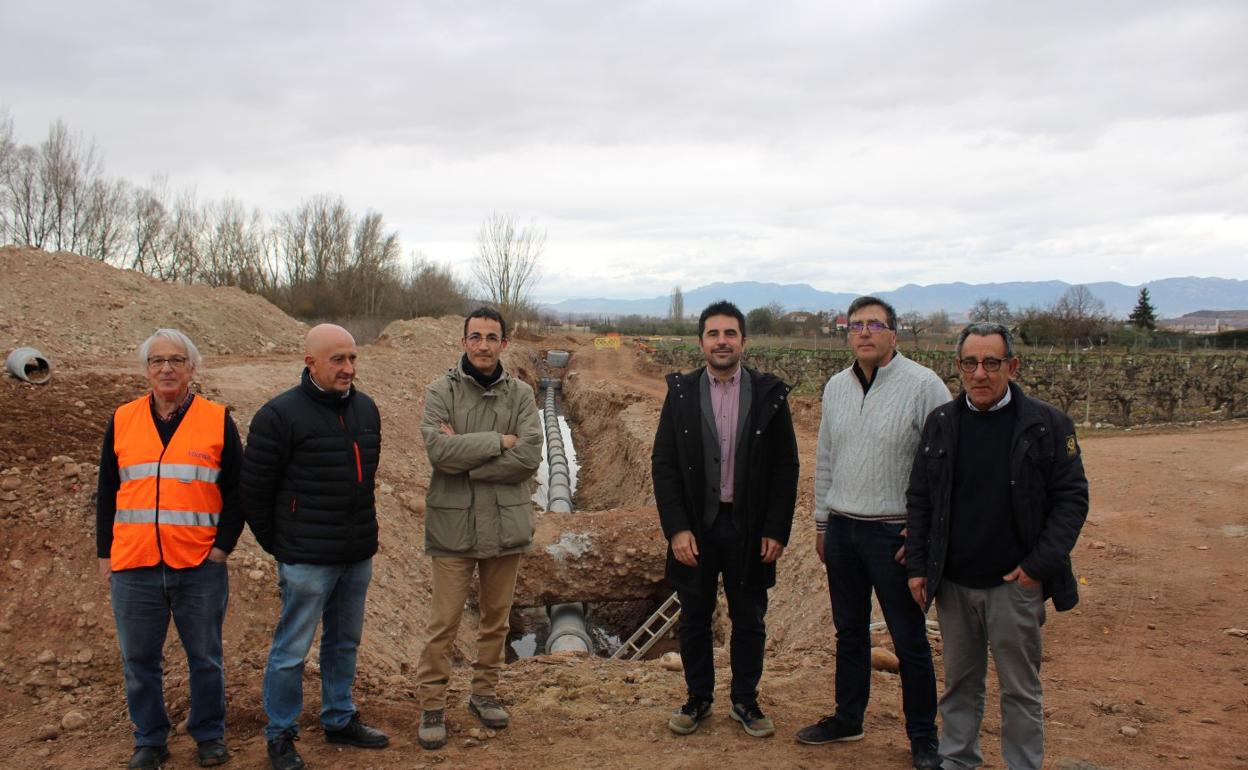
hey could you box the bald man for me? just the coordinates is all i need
[243,324,389,770]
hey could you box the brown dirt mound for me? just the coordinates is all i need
[0,246,306,361]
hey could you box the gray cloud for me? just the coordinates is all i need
[2,0,1246,301]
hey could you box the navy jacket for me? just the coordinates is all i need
[905,382,1089,611]
[651,366,799,596]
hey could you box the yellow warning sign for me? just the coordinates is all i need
[594,336,622,349]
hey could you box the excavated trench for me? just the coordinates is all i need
[507,350,671,659]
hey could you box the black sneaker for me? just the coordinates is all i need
[794,715,864,745]
[324,713,389,748]
[196,737,230,767]
[912,747,942,769]
[127,745,170,770]
[266,729,304,770]
[668,696,713,735]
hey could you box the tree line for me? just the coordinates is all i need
[0,113,481,323]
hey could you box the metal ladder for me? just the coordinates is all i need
[610,592,681,660]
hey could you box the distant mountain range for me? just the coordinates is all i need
[545,277,1248,320]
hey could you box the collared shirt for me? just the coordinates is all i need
[966,386,1013,413]
[707,366,741,503]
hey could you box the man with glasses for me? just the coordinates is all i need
[905,323,1088,770]
[243,324,389,770]
[414,307,543,750]
[97,329,242,769]
[797,297,948,769]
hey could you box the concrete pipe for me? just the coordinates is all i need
[5,347,52,385]
[545,602,592,653]
[546,350,571,368]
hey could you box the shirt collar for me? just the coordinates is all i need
[966,386,1012,412]
[706,366,741,386]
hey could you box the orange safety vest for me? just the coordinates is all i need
[111,394,226,570]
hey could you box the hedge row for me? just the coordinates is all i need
[643,343,1248,426]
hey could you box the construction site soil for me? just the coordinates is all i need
[1,248,1245,769]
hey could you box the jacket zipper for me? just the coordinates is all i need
[339,414,363,483]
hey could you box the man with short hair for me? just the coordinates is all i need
[243,324,388,770]
[97,329,242,769]
[652,300,799,738]
[797,296,948,769]
[415,307,543,750]
[905,322,1088,770]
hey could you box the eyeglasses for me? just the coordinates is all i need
[847,320,891,334]
[958,357,1006,374]
[147,356,190,370]
[465,333,503,346]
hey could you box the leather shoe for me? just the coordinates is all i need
[324,713,389,748]
[197,737,229,766]
[266,730,304,770]
[128,745,170,770]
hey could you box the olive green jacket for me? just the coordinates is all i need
[420,363,543,559]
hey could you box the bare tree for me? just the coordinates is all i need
[79,177,130,262]
[968,297,1013,324]
[349,210,401,316]
[897,310,928,343]
[471,212,545,319]
[41,120,103,254]
[130,179,170,274]
[926,309,951,334]
[4,145,46,247]
[0,109,13,241]
[401,253,471,318]
[669,286,684,320]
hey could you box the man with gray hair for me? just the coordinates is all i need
[96,329,242,769]
[797,296,948,769]
[905,323,1089,770]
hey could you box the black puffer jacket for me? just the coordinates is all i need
[905,382,1088,611]
[651,366,799,596]
[242,368,381,564]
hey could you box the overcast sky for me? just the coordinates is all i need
[3,0,1245,302]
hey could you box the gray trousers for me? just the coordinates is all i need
[935,579,1046,770]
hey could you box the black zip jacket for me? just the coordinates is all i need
[651,366,799,596]
[905,382,1089,611]
[242,368,381,565]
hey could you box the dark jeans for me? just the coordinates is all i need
[110,559,229,748]
[824,516,936,747]
[677,506,769,705]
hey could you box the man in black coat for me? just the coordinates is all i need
[651,300,799,738]
[243,324,389,770]
[905,323,1089,770]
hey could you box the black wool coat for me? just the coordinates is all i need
[651,366,799,596]
[242,368,382,565]
[905,382,1089,611]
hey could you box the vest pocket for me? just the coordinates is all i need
[426,491,476,552]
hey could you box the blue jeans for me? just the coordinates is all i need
[263,558,372,740]
[110,559,229,748]
[824,516,937,749]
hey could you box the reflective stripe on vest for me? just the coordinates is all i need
[111,394,226,570]
[118,462,222,484]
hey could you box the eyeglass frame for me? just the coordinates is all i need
[847,319,892,334]
[464,332,504,346]
[146,355,191,370]
[957,356,1013,374]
